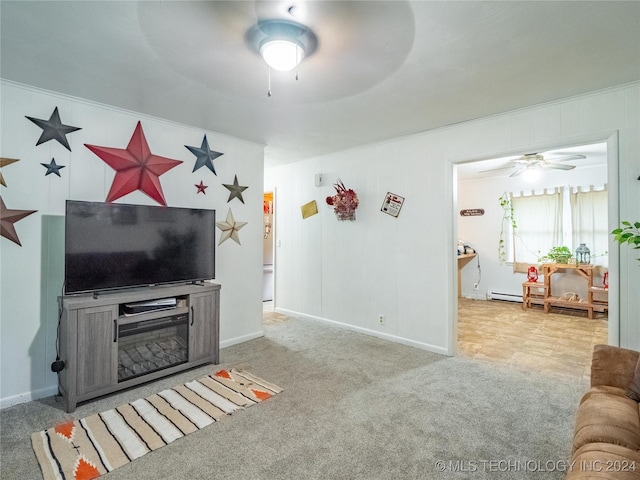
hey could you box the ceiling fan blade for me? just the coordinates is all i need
[509,166,527,177]
[543,154,586,162]
[541,163,576,170]
[478,164,516,174]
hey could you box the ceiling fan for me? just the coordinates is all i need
[480,152,587,177]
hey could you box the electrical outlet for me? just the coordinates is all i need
[378,314,384,325]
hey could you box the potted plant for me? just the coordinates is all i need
[538,246,573,264]
[612,221,640,263]
[498,193,517,264]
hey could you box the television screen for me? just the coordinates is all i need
[64,201,216,295]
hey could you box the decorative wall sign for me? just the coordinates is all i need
[0,158,19,187]
[0,197,37,246]
[381,192,404,217]
[25,107,82,151]
[216,208,247,245]
[460,208,485,217]
[41,158,65,177]
[195,181,208,194]
[222,175,248,203]
[85,121,183,206]
[185,134,223,174]
[301,200,318,219]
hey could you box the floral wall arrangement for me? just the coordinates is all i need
[326,179,359,221]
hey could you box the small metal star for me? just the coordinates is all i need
[222,175,249,204]
[26,107,82,151]
[0,158,19,187]
[185,135,223,174]
[216,208,247,245]
[195,180,208,194]
[41,158,66,177]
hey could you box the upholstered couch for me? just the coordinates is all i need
[567,344,640,479]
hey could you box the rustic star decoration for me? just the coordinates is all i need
[185,135,223,174]
[0,197,37,246]
[216,208,247,245]
[195,181,208,194]
[85,121,183,205]
[0,158,19,187]
[26,107,82,151]
[41,158,66,177]
[222,174,249,204]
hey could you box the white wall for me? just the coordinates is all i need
[0,81,265,408]
[457,163,608,299]
[266,83,640,354]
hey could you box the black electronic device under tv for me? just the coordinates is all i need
[64,200,216,295]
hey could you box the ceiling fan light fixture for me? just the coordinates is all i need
[522,167,541,182]
[260,39,304,72]
[247,18,317,96]
[248,18,317,70]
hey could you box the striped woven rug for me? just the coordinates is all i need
[31,369,282,480]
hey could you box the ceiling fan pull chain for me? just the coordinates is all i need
[267,66,272,97]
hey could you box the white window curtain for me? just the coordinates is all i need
[511,188,564,266]
[570,186,608,266]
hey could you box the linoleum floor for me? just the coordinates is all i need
[457,298,608,382]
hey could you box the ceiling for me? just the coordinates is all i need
[1,1,639,168]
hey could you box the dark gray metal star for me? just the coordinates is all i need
[41,158,66,177]
[222,175,249,204]
[26,107,82,151]
[185,135,223,174]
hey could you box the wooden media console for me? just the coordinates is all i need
[58,282,220,412]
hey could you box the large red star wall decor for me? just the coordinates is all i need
[85,122,183,205]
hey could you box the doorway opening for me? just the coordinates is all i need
[263,192,274,304]
[453,140,614,378]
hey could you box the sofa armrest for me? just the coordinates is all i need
[590,344,639,389]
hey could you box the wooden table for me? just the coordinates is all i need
[541,263,607,319]
[457,253,477,298]
[521,281,548,310]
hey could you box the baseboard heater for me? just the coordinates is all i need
[487,291,523,303]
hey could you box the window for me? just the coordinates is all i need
[570,187,608,266]
[511,188,564,266]
[507,185,607,268]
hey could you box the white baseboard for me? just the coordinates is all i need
[1,385,59,410]
[220,330,264,348]
[275,307,450,356]
[463,293,487,300]
[1,319,446,409]
[1,332,265,410]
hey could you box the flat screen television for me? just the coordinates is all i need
[64,200,216,295]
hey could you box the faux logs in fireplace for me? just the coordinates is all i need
[117,313,189,382]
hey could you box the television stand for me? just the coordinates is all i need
[58,282,220,412]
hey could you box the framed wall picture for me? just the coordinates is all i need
[381,192,404,217]
[301,200,318,219]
